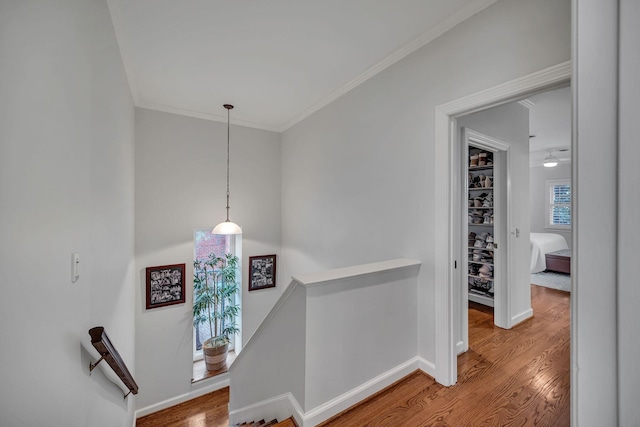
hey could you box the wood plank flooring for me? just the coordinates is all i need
[136,388,230,427]
[320,285,570,426]
[136,284,569,427]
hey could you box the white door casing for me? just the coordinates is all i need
[433,61,571,387]
[461,128,511,350]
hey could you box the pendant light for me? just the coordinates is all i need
[543,150,559,168]
[212,104,242,235]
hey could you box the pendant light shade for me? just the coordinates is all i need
[213,104,242,235]
[543,151,559,168]
[212,220,242,235]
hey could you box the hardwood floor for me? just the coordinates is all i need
[136,388,230,427]
[320,285,570,426]
[137,285,569,427]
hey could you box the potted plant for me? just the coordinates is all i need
[193,252,240,372]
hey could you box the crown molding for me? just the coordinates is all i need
[136,100,281,132]
[279,0,498,132]
[518,99,535,109]
[108,0,497,133]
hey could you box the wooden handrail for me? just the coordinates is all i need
[89,326,139,398]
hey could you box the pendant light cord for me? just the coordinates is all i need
[225,105,231,221]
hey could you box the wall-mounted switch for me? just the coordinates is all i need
[72,252,80,283]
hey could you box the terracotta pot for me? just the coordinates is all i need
[202,338,229,372]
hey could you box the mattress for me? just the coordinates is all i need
[530,232,569,273]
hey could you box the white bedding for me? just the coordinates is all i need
[530,233,569,273]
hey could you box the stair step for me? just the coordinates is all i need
[274,417,297,427]
[233,419,277,427]
[233,416,296,427]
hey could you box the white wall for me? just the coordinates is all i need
[618,0,640,424]
[304,267,418,410]
[134,108,281,410]
[0,1,136,426]
[457,102,531,328]
[529,163,572,250]
[281,0,570,364]
[229,283,307,418]
[229,259,420,426]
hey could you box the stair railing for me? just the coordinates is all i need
[88,326,138,398]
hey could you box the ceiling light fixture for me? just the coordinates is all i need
[543,150,559,168]
[212,104,242,235]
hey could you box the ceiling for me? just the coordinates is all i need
[107,0,496,131]
[526,86,571,167]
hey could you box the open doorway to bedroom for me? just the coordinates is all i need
[451,83,572,423]
[527,86,572,292]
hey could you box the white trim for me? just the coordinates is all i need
[545,179,572,230]
[465,128,511,152]
[292,258,421,287]
[434,61,571,387]
[136,101,281,132]
[417,357,437,378]
[463,128,512,331]
[134,377,230,418]
[228,358,434,426]
[434,105,455,386]
[107,0,496,133]
[303,357,422,426]
[229,392,304,427]
[438,62,571,117]
[518,99,536,109]
[511,308,534,327]
[279,0,497,131]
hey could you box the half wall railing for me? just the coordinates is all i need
[229,258,421,426]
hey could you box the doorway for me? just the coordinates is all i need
[458,128,511,354]
[432,61,571,387]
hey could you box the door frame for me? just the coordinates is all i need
[433,61,571,387]
[459,128,512,355]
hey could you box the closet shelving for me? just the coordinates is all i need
[467,148,495,307]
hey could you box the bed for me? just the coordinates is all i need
[530,233,569,273]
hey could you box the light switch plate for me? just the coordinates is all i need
[72,252,80,283]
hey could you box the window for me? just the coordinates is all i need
[545,179,571,229]
[193,230,240,360]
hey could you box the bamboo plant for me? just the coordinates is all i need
[193,253,240,349]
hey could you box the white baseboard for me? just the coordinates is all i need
[148,357,437,426]
[229,393,304,426]
[417,356,436,378]
[302,357,422,426]
[229,357,430,427]
[456,340,466,355]
[511,307,533,327]
[135,377,230,418]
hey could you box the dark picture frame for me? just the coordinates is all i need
[146,263,186,309]
[248,254,277,292]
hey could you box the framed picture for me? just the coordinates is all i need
[248,254,277,292]
[146,263,186,309]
